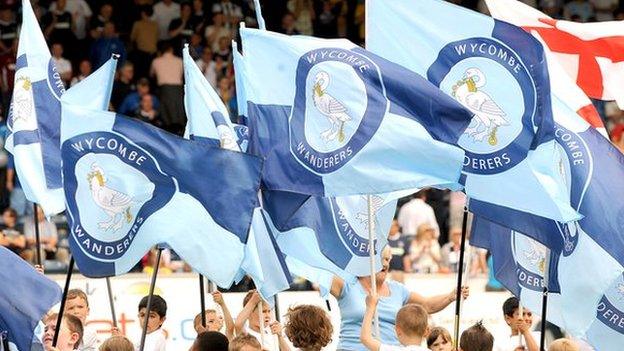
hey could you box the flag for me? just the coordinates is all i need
[0,247,62,351]
[240,28,470,197]
[183,45,291,299]
[366,0,579,223]
[486,0,624,111]
[60,71,263,287]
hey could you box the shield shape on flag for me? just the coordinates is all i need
[513,232,547,292]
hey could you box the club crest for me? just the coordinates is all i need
[595,273,624,334]
[10,75,34,127]
[87,163,136,232]
[512,232,547,291]
[428,37,538,175]
[329,196,385,257]
[290,48,387,174]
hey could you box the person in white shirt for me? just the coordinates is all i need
[494,297,540,351]
[50,0,92,40]
[134,295,168,351]
[51,43,72,87]
[43,313,83,351]
[65,289,100,351]
[152,0,181,40]
[361,294,430,351]
[397,190,440,239]
[195,47,217,88]
[234,290,289,351]
[426,327,453,351]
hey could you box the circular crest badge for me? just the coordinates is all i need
[513,232,547,291]
[290,48,387,174]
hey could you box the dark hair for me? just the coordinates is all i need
[502,296,519,317]
[427,326,452,347]
[192,331,228,351]
[140,5,154,17]
[3,207,17,217]
[459,321,494,351]
[138,295,167,318]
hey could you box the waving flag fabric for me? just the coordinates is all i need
[366,0,579,223]
[0,247,62,351]
[240,28,469,197]
[60,67,263,286]
[486,0,624,111]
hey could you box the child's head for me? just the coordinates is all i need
[502,297,533,329]
[395,303,428,344]
[459,321,493,351]
[193,309,224,334]
[427,327,453,351]
[284,305,333,350]
[99,336,134,351]
[43,313,83,351]
[138,295,167,333]
[191,331,229,351]
[228,334,262,351]
[548,338,580,351]
[66,289,90,324]
[243,291,271,329]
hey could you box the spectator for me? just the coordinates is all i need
[51,43,72,86]
[284,305,333,351]
[99,336,134,351]
[494,297,539,351]
[280,12,300,35]
[111,62,135,111]
[217,76,233,112]
[427,327,453,351]
[151,42,185,127]
[130,5,159,79]
[195,47,217,88]
[89,3,113,41]
[43,0,78,60]
[192,331,229,351]
[229,334,262,351]
[205,13,231,52]
[43,313,83,351]
[23,205,58,262]
[168,2,194,56]
[153,0,181,41]
[406,223,441,273]
[134,294,168,350]
[540,0,564,18]
[90,22,126,70]
[386,219,409,282]
[397,190,440,238]
[0,5,17,54]
[440,227,462,273]
[135,93,163,127]
[460,321,494,351]
[314,0,340,38]
[212,0,243,28]
[0,39,16,109]
[287,0,314,35]
[50,0,91,41]
[190,0,207,34]
[0,207,25,256]
[119,77,160,114]
[143,247,174,274]
[70,59,92,87]
[610,123,624,153]
[6,155,32,217]
[563,0,594,22]
[548,339,579,351]
[194,291,235,340]
[188,33,204,59]
[66,288,100,351]
[591,0,618,21]
[234,290,290,351]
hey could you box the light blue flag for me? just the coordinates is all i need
[240,28,470,197]
[60,68,263,287]
[4,0,66,215]
[183,45,292,299]
[366,0,580,223]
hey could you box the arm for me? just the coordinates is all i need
[269,322,291,351]
[360,294,380,351]
[168,19,186,39]
[212,291,235,340]
[515,319,538,351]
[407,286,469,314]
[234,290,260,335]
[329,275,344,298]
[6,167,14,192]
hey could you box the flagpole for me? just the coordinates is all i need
[139,247,163,351]
[367,194,380,339]
[253,0,266,30]
[453,205,469,349]
[257,301,265,348]
[199,274,207,328]
[459,245,472,318]
[105,277,117,327]
[518,303,524,348]
[52,256,75,347]
[325,299,331,311]
[2,332,9,351]
[539,250,551,351]
[274,294,281,322]
[33,203,42,266]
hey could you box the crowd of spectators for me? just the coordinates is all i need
[0,0,623,275]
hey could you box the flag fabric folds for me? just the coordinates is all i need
[183,46,291,299]
[240,28,470,197]
[0,247,62,351]
[366,0,579,223]
[486,0,624,110]
[60,69,263,287]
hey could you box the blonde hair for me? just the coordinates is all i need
[396,304,428,338]
[99,336,134,351]
[229,334,261,351]
[284,305,333,350]
[548,338,580,351]
[67,289,89,307]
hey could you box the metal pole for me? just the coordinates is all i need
[52,257,75,347]
[139,248,162,351]
[199,274,207,327]
[33,203,42,266]
[453,206,469,350]
[367,195,380,339]
[253,0,266,30]
[105,277,117,327]
[2,332,9,351]
[325,299,331,311]
[539,250,551,351]
[257,301,265,348]
[274,294,281,322]
[459,245,472,318]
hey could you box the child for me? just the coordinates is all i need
[43,313,83,351]
[459,322,494,351]
[134,295,168,351]
[234,290,289,351]
[228,334,262,351]
[99,336,134,351]
[193,291,235,340]
[191,331,229,351]
[494,297,539,351]
[426,327,453,351]
[284,305,333,351]
[548,339,579,351]
[360,294,429,350]
[65,289,100,351]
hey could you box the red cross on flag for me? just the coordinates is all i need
[486,0,617,133]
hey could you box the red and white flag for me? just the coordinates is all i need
[486,0,619,132]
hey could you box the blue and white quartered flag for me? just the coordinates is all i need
[0,247,62,351]
[183,45,291,299]
[366,0,579,223]
[60,71,263,287]
[240,28,470,197]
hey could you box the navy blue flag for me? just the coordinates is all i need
[0,247,61,351]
